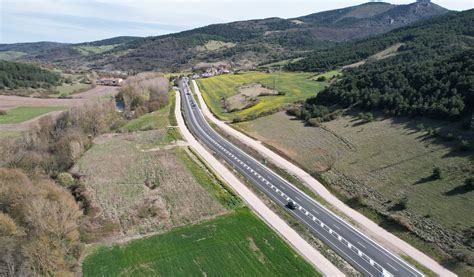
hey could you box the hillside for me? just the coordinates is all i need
[2,1,449,72]
[290,9,473,121]
[0,60,61,90]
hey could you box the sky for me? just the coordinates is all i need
[0,0,472,44]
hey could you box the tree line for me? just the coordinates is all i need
[0,60,61,89]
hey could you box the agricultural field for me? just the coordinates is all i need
[196,71,337,121]
[0,106,64,124]
[236,111,474,274]
[73,129,228,240]
[82,208,319,277]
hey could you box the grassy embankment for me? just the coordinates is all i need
[121,90,182,141]
[237,112,473,275]
[196,71,338,121]
[0,106,64,124]
[82,208,319,277]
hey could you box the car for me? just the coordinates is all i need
[186,92,190,95]
[286,201,296,210]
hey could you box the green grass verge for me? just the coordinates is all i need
[401,255,437,277]
[176,147,242,209]
[0,106,64,124]
[53,82,91,97]
[82,208,320,277]
[196,71,337,121]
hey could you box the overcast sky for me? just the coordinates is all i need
[0,0,472,44]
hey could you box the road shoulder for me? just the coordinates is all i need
[191,79,456,277]
[174,89,344,277]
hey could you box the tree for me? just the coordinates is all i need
[432,167,442,179]
[465,177,474,190]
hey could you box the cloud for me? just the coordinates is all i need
[0,0,472,43]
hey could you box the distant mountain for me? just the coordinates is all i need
[0,1,450,72]
[0,41,67,54]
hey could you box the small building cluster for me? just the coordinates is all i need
[96,77,124,86]
[191,66,231,79]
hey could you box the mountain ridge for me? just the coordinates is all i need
[0,1,451,71]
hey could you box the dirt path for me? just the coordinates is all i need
[0,86,118,132]
[191,80,456,277]
[174,89,343,276]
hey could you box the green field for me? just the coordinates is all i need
[73,45,118,55]
[53,82,92,97]
[196,71,337,121]
[83,208,319,277]
[0,106,64,124]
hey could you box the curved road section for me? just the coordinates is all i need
[179,79,423,277]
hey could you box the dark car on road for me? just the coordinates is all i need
[287,201,296,210]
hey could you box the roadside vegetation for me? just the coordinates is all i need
[0,99,122,275]
[236,111,474,275]
[0,106,64,124]
[0,73,172,275]
[83,208,319,277]
[196,71,338,122]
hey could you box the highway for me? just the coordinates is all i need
[179,78,424,277]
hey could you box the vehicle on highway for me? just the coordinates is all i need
[287,201,296,210]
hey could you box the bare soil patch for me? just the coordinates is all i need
[223,83,278,112]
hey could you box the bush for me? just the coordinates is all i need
[134,106,149,119]
[460,140,472,151]
[358,112,375,123]
[57,172,75,188]
[0,110,7,116]
[465,177,474,190]
[307,117,322,127]
[316,76,326,82]
[432,167,442,179]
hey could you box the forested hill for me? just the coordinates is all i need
[0,60,61,89]
[294,9,473,121]
[3,1,448,71]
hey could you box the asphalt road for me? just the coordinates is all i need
[179,78,424,277]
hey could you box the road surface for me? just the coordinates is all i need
[179,79,423,277]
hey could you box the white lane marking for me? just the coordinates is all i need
[386,262,399,272]
[333,224,341,230]
[312,209,320,215]
[357,241,367,249]
[181,86,395,277]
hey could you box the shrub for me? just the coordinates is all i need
[307,117,322,127]
[460,140,472,151]
[316,76,326,82]
[57,172,75,188]
[465,177,474,190]
[358,112,375,123]
[432,166,442,179]
[134,106,149,119]
[0,212,19,236]
[0,110,7,116]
